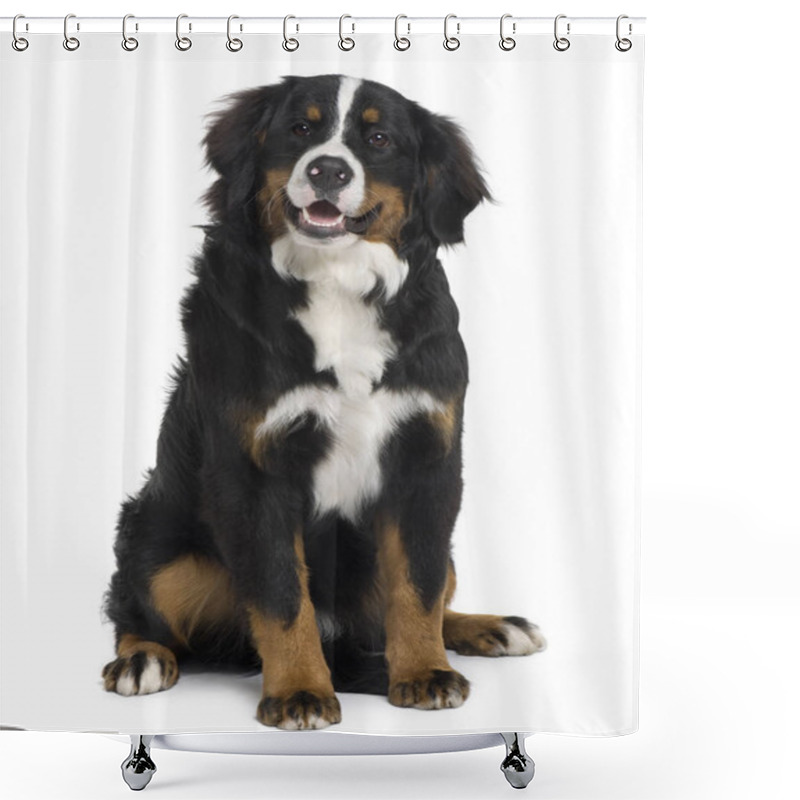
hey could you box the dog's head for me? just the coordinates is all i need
[204,75,490,251]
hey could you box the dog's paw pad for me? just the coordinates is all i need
[258,690,342,730]
[389,669,470,710]
[102,652,179,696]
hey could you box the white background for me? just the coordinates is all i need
[1,0,798,798]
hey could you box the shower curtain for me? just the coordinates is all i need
[0,17,643,738]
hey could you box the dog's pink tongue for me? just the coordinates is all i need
[305,200,342,224]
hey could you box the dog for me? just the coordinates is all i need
[102,75,545,730]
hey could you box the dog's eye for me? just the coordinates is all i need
[367,132,391,148]
[292,122,312,137]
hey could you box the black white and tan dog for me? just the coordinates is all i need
[102,74,545,730]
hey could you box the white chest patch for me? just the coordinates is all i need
[262,237,442,521]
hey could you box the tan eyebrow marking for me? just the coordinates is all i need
[306,105,322,122]
[362,108,380,124]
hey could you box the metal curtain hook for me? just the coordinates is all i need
[122,14,139,51]
[176,14,192,51]
[615,14,632,51]
[500,13,516,51]
[394,14,410,51]
[12,14,29,51]
[444,14,460,51]
[283,15,299,51]
[63,13,80,51]
[339,14,355,51]
[226,15,243,51]
[553,14,570,51]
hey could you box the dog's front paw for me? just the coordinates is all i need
[388,669,470,710]
[102,649,179,696]
[257,690,342,730]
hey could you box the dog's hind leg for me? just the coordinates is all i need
[441,563,547,657]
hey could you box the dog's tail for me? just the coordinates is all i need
[327,636,389,696]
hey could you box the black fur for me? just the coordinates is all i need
[103,75,490,693]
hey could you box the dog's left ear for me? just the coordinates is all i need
[416,110,491,245]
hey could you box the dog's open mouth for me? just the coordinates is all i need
[288,200,382,239]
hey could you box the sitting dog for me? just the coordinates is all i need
[102,75,545,730]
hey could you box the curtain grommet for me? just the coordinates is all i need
[175,14,192,51]
[121,14,139,51]
[394,15,411,51]
[499,14,516,51]
[282,15,299,52]
[226,15,243,52]
[553,14,570,52]
[444,14,460,51]
[338,14,355,51]
[12,15,29,51]
[63,13,80,51]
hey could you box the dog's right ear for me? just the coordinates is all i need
[203,82,287,225]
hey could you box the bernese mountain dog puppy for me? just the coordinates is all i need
[102,75,545,730]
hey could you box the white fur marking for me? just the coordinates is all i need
[262,236,435,521]
[137,656,166,694]
[272,235,408,301]
[114,655,166,696]
[500,622,547,656]
[115,671,136,697]
[334,77,361,138]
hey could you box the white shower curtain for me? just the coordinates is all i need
[0,20,643,737]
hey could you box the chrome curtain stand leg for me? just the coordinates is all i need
[500,732,535,789]
[121,735,156,791]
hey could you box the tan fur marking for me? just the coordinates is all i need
[444,560,457,607]
[376,520,451,682]
[442,611,512,655]
[230,403,271,469]
[429,398,460,457]
[362,107,380,124]
[116,633,177,663]
[247,534,334,699]
[150,555,237,648]
[257,167,292,239]
[307,105,322,122]
[359,181,407,250]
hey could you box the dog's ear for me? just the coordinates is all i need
[203,83,286,224]
[416,110,491,245]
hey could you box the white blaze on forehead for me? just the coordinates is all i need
[286,77,365,218]
[333,76,362,138]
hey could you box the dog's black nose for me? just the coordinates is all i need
[306,156,354,193]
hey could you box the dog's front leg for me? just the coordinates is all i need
[211,416,340,729]
[376,508,470,710]
[246,529,341,730]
